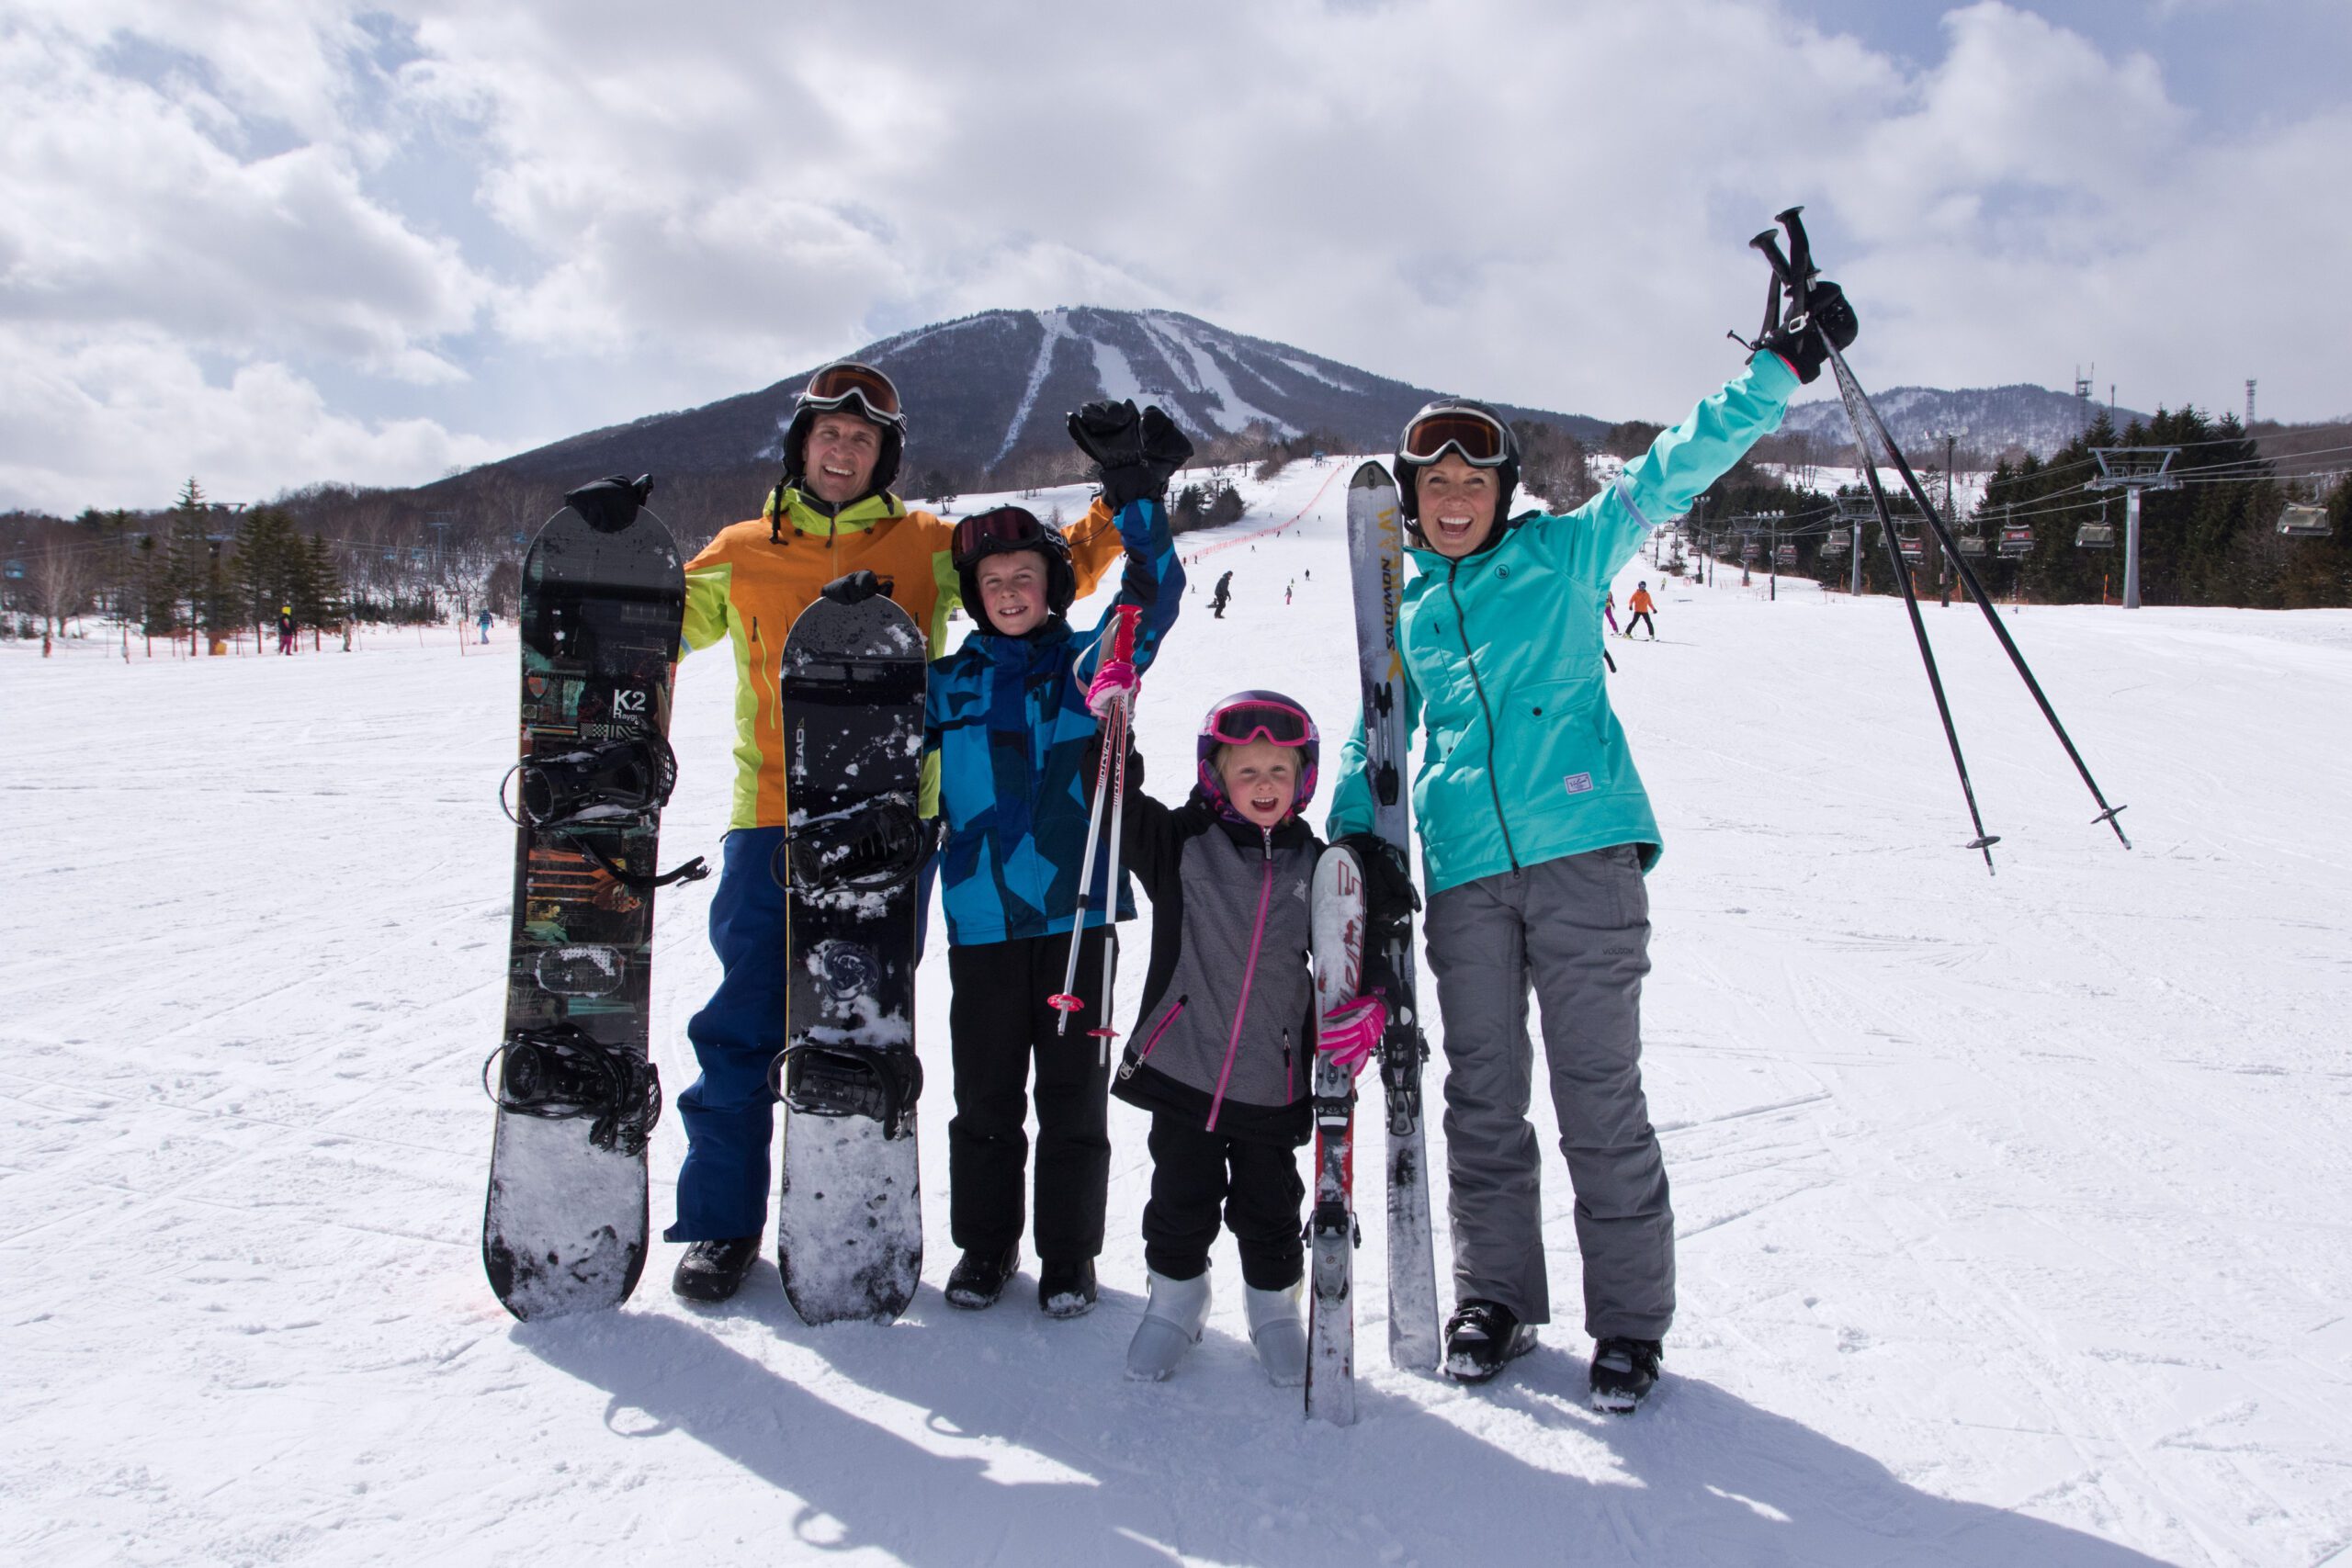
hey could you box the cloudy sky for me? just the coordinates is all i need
[4,0,2346,513]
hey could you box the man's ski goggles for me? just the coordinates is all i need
[951,506,1046,567]
[1398,405,1510,468]
[1204,699,1314,748]
[800,361,905,430]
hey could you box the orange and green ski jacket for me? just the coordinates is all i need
[681,485,1124,829]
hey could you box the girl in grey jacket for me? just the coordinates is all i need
[1111,691,1338,1385]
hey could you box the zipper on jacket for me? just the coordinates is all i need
[1283,1030,1294,1102]
[1119,996,1185,1082]
[1445,559,1521,873]
[1204,828,1276,1133]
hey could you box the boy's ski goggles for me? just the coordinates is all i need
[1398,406,1510,467]
[951,506,1047,567]
[1204,699,1314,748]
[800,361,905,430]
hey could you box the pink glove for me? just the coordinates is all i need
[1086,656,1137,719]
[1317,995,1387,1077]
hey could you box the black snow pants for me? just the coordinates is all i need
[1141,1112,1305,1291]
[945,929,1114,1264]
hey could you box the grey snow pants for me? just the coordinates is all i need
[1424,844,1674,1340]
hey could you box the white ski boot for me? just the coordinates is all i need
[1125,1269,1212,1382]
[1244,1281,1308,1387]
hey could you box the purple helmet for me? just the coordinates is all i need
[1196,691,1319,819]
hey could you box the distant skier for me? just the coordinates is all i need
[1284,580,1294,606]
[1210,570,1233,619]
[277,604,295,655]
[1625,582,1657,640]
[927,400,1191,1321]
[1602,589,1620,636]
[477,606,493,644]
[1325,253,1859,1411]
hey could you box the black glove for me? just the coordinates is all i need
[1333,831,1419,922]
[564,473,654,533]
[820,569,891,605]
[1069,400,1195,511]
[1753,280,1858,385]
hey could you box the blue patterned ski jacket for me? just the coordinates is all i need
[928,497,1184,947]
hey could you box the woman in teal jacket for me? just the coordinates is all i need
[1327,273,1857,1409]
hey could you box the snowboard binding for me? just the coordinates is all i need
[775,792,926,897]
[483,1023,662,1156]
[502,731,710,891]
[770,1042,922,1141]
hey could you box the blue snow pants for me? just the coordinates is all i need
[666,826,935,1243]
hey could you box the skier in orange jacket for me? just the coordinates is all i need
[1624,583,1657,640]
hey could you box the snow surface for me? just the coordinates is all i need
[7,455,2352,1566]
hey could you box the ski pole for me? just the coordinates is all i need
[1091,693,1133,1066]
[1755,207,2130,850]
[1048,604,1141,1040]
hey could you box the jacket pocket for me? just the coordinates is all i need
[1502,674,1604,805]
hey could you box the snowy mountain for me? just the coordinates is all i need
[482,308,1608,489]
[1778,383,2149,461]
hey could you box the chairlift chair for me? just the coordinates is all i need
[1819,531,1849,556]
[1959,533,1987,557]
[2075,522,2114,549]
[1741,542,1759,564]
[1996,524,2033,558]
[1773,544,1798,568]
[2278,503,2332,537]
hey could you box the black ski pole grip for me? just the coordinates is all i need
[1774,206,1815,283]
[1750,229,1796,288]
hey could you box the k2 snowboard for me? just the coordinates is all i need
[483,475,707,1321]
[1306,845,1367,1425]
[1346,461,1442,1372]
[771,591,928,1325]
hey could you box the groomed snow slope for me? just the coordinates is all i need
[6,456,2350,1567]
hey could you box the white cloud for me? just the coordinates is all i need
[0,328,503,514]
[2,0,2346,513]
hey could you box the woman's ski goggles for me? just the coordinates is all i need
[1204,699,1314,748]
[951,506,1046,567]
[800,361,905,431]
[1398,405,1510,468]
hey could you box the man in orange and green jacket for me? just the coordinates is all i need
[668,361,1128,1303]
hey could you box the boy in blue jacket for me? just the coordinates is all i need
[926,400,1190,1318]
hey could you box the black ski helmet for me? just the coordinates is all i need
[1394,396,1520,536]
[953,506,1076,632]
[781,360,906,503]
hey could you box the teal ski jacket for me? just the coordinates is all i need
[1327,354,1797,895]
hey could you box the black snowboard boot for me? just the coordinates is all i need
[672,1235,760,1303]
[1037,1258,1098,1319]
[1589,1337,1664,1414]
[944,1243,1019,1310]
[1442,1299,1537,1384]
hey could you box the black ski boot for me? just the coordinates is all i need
[1589,1337,1664,1414]
[944,1244,1019,1310]
[672,1236,760,1303]
[1037,1258,1098,1319]
[1442,1299,1537,1384]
